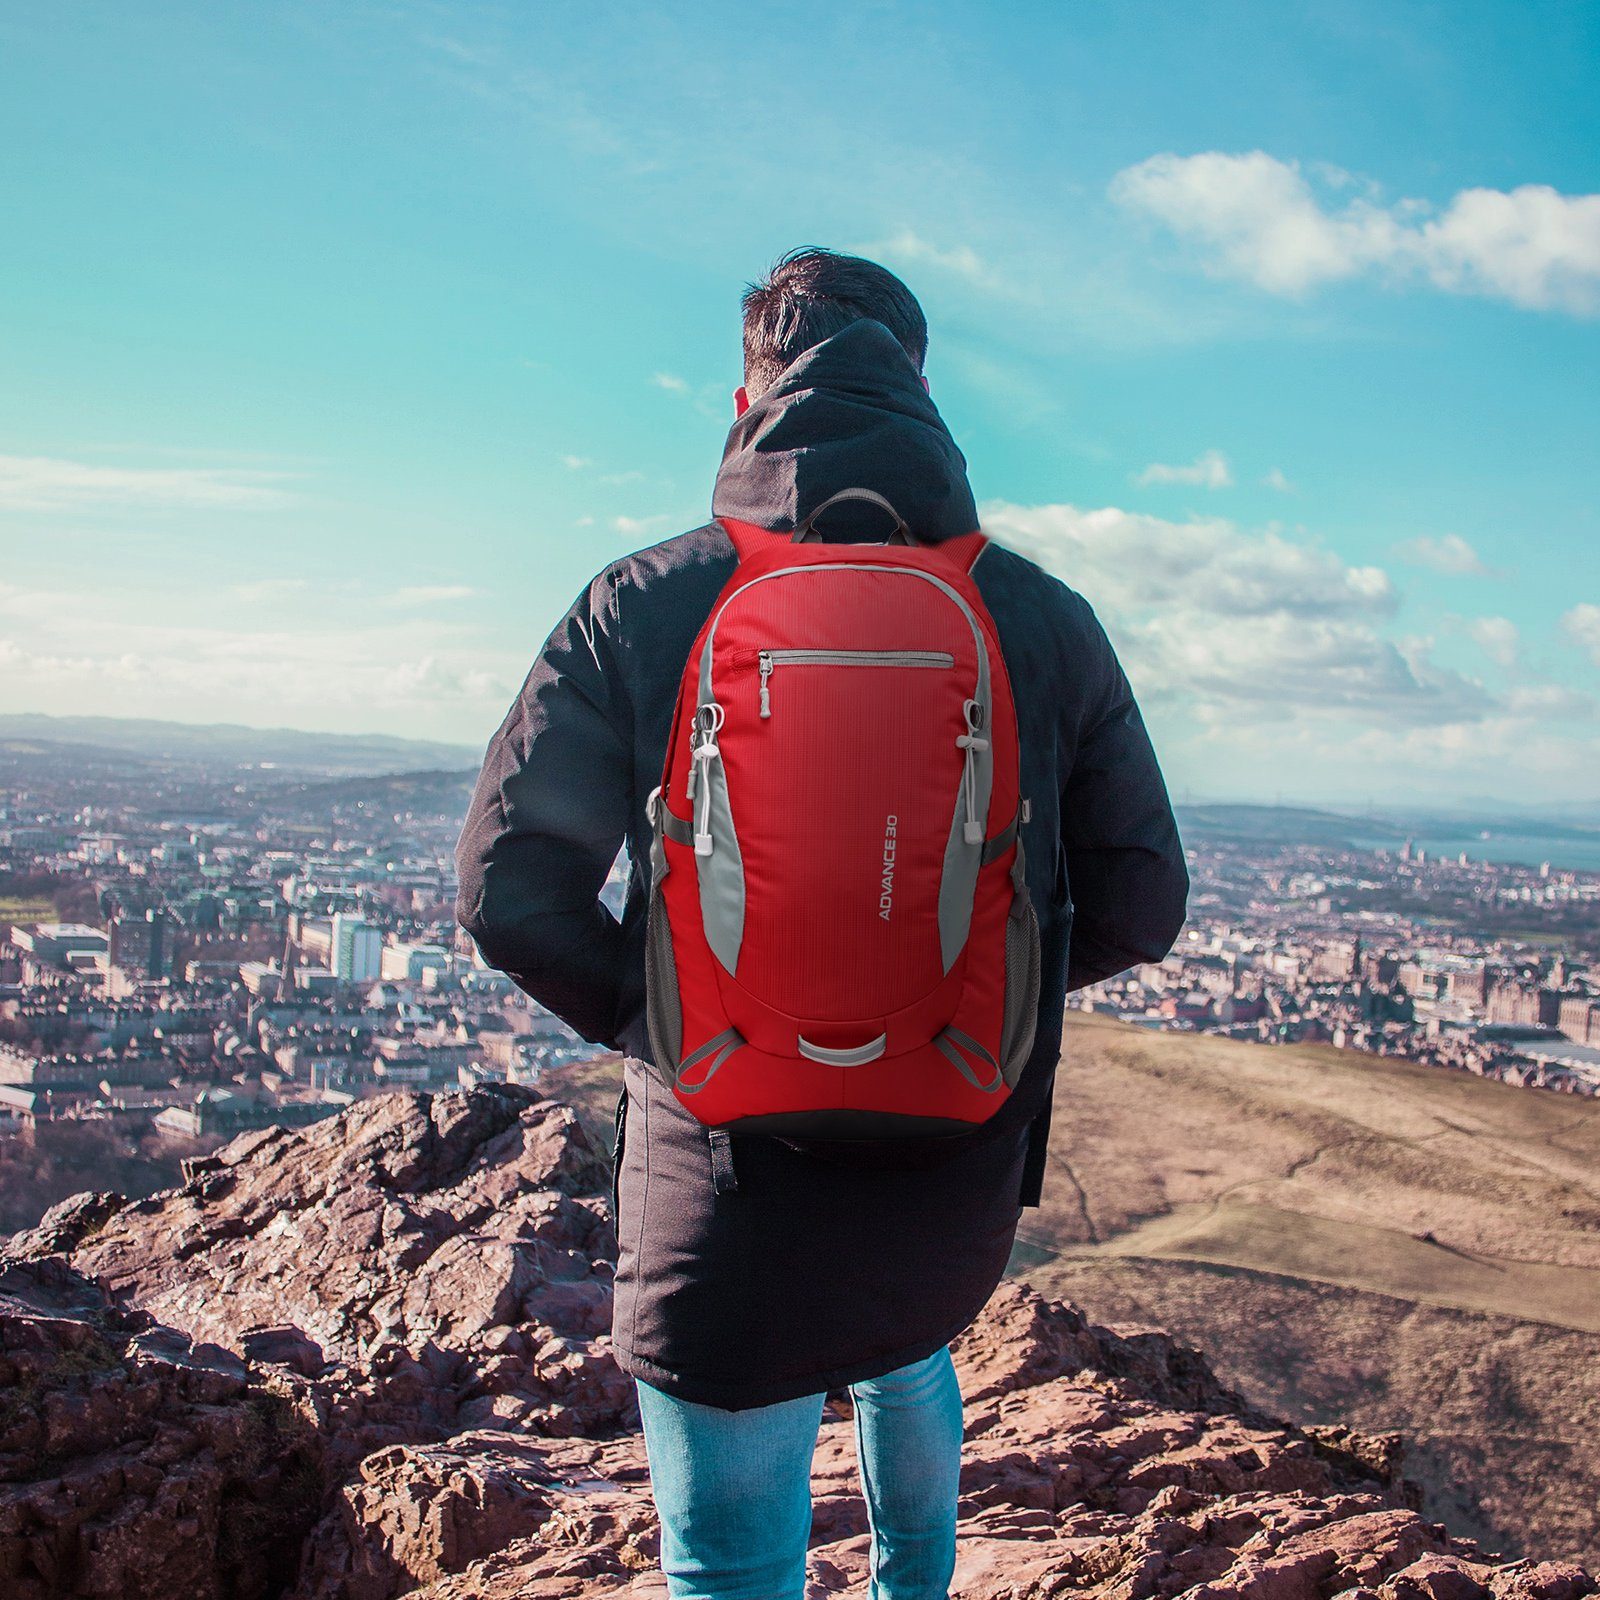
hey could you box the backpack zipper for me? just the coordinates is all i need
[694,564,994,865]
[756,648,954,718]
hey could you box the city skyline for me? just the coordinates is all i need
[1,2,1597,805]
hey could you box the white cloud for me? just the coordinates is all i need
[386,585,478,606]
[0,638,99,680]
[1468,615,1520,666]
[1227,709,1596,802]
[230,579,311,603]
[1132,612,1493,724]
[1111,152,1600,315]
[1111,152,1405,296]
[1505,683,1594,719]
[0,454,294,512]
[1419,185,1600,312]
[560,454,592,470]
[981,501,1394,621]
[1563,602,1600,667]
[977,500,1502,728]
[1394,533,1491,576]
[1135,450,1233,489]
[387,655,508,700]
[0,622,514,718]
[1262,468,1295,493]
[613,514,671,536]
[652,372,689,393]
[977,500,1600,800]
[870,229,1008,294]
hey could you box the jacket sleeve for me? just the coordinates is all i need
[454,567,632,1046]
[1060,603,1188,991]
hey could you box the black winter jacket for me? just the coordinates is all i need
[456,320,1187,1409]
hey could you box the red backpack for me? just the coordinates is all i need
[645,489,1040,1158]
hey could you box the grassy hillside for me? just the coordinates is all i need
[1018,1013,1600,1563]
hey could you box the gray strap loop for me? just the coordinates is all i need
[659,807,696,848]
[646,786,670,888]
[792,488,913,545]
[935,1027,1004,1092]
[797,1033,887,1066]
[980,815,1019,866]
[1010,834,1030,918]
[675,1027,744,1094]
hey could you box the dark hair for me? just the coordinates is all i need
[740,247,927,397]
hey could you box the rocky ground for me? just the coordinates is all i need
[0,1083,1592,1600]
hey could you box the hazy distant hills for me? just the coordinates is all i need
[255,767,479,820]
[1,714,1593,840]
[1019,1013,1600,1564]
[1177,799,1600,847]
[0,713,481,777]
[1176,803,1400,846]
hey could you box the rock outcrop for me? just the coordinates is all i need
[9,1085,633,1479]
[0,1254,321,1600]
[1,1083,1592,1600]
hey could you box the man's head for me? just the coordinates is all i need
[737,247,928,414]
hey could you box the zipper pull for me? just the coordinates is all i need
[758,652,773,718]
[957,700,989,845]
[692,703,724,855]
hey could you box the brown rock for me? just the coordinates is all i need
[26,1085,633,1474]
[0,1257,321,1600]
[386,1279,1595,1600]
[3,1084,1591,1600]
[291,1430,653,1600]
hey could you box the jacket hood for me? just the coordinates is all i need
[711,318,978,544]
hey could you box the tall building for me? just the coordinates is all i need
[103,910,169,996]
[330,914,382,984]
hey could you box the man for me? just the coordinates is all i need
[456,248,1188,1600]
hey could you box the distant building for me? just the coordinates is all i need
[239,959,281,997]
[9,923,108,967]
[1311,940,1360,982]
[1486,982,1563,1028]
[380,941,451,983]
[1449,963,1494,1008]
[107,909,170,982]
[331,914,382,983]
[1558,995,1599,1046]
[153,1088,342,1139]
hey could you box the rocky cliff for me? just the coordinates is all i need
[1,1084,1592,1600]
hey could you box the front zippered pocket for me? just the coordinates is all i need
[756,648,955,717]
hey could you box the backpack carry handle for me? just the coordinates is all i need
[792,488,914,545]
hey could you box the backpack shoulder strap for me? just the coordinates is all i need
[718,517,771,563]
[935,531,988,575]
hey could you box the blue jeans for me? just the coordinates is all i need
[635,1346,964,1600]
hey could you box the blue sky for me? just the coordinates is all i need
[1,0,1596,806]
